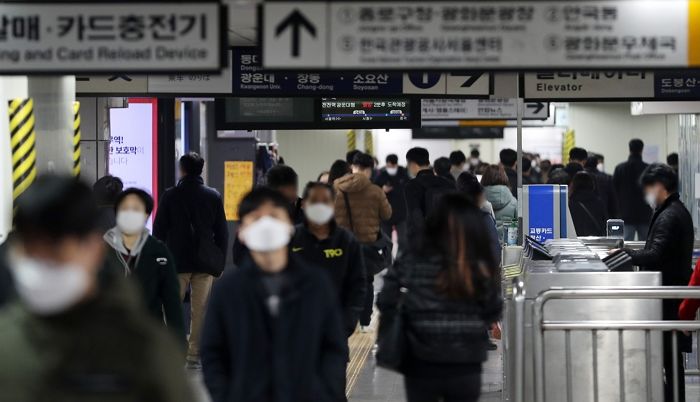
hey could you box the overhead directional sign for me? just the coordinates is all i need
[232,47,489,97]
[262,1,700,70]
[262,3,327,68]
[403,72,491,96]
[523,71,655,100]
[0,2,225,73]
[76,75,148,93]
[421,99,549,120]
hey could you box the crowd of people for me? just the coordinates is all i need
[0,141,692,402]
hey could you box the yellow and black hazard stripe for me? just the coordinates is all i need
[363,130,374,156]
[72,101,82,177]
[347,129,356,152]
[562,129,575,165]
[8,98,37,202]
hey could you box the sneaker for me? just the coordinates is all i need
[360,326,372,333]
[185,359,202,370]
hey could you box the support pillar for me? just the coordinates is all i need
[27,76,76,175]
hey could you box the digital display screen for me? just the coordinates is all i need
[223,98,315,123]
[321,98,410,123]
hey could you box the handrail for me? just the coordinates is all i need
[513,278,526,402]
[532,287,700,402]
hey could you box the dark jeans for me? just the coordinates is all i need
[381,220,408,257]
[664,332,686,402]
[360,274,374,326]
[404,373,481,402]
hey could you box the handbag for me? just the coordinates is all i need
[341,191,393,275]
[376,264,413,372]
[182,194,225,277]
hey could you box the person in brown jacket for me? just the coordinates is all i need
[334,152,392,331]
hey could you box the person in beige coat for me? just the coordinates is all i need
[334,152,392,331]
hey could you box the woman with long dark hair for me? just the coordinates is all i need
[377,194,502,402]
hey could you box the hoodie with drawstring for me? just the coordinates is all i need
[484,184,518,225]
[104,228,185,344]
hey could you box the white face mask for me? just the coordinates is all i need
[240,216,293,252]
[386,167,398,176]
[116,210,148,235]
[304,203,335,225]
[10,256,89,315]
[597,163,605,172]
[645,190,658,209]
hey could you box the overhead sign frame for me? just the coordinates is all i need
[0,1,228,74]
[421,99,549,120]
[214,96,421,130]
[521,70,700,102]
[261,0,700,71]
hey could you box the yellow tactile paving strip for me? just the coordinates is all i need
[346,313,378,397]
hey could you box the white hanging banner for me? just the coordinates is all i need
[262,0,700,70]
[421,99,549,120]
[0,2,224,73]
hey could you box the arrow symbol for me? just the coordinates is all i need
[450,72,484,87]
[526,102,546,115]
[108,75,132,82]
[275,9,316,58]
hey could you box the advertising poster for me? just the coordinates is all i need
[224,161,254,221]
[108,99,158,226]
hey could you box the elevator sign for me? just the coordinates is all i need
[0,2,224,73]
[262,1,700,70]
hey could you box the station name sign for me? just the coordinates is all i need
[0,2,225,73]
[262,0,700,70]
[523,71,700,101]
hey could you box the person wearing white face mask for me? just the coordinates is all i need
[374,154,410,255]
[0,176,193,402]
[616,164,693,402]
[291,182,366,337]
[201,187,347,402]
[104,188,185,344]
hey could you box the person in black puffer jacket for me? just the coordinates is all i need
[377,194,502,402]
[569,172,608,237]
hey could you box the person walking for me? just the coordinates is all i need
[620,164,693,402]
[153,151,229,369]
[104,188,185,343]
[0,176,192,402]
[434,157,456,186]
[200,187,347,402]
[267,165,304,225]
[449,150,467,180]
[456,172,501,265]
[613,139,652,241]
[377,194,502,402]
[403,147,455,245]
[584,154,619,219]
[335,152,392,331]
[374,154,410,255]
[93,175,123,233]
[292,182,366,337]
[568,172,608,237]
[481,165,518,235]
[499,148,518,197]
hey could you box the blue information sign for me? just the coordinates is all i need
[654,71,700,99]
[527,186,556,243]
[232,47,403,96]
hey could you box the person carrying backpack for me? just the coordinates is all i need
[404,147,455,247]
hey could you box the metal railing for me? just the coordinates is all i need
[531,287,700,402]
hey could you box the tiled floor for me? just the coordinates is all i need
[348,341,503,402]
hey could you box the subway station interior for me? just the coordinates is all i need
[3,1,700,402]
